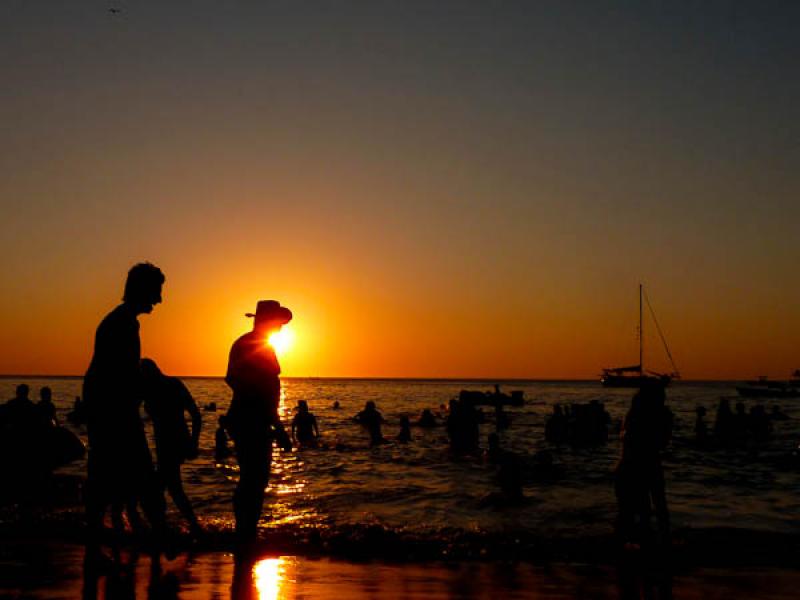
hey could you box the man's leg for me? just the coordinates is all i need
[84,449,114,569]
[233,436,271,543]
[649,464,670,543]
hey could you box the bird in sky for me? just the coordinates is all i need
[108,7,121,14]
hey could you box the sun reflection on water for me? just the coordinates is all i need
[253,557,289,600]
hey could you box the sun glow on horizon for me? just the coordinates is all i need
[268,327,295,356]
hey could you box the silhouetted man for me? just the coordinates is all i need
[225,300,292,545]
[615,384,673,546]
[83,262,167,565]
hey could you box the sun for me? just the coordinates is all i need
[267,327,294,355]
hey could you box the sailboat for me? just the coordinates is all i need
[600,284,680,388]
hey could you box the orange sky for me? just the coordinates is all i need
[0,3,798,379]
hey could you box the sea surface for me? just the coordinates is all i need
[1,378,799,559]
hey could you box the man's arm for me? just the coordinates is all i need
[270,401,292,451]
[225,341,242,390]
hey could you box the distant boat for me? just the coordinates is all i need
[601,284,680,388]
[736,371,800,398]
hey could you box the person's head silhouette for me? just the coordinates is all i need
[40,386,52,403]
[140,357,163,384]
[123,262,165,314]
[15,384,29,400]
[246,300,292,336]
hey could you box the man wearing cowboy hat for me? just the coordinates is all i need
[224,300,293,544]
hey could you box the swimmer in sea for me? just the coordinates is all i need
[292,400,320,448]
[397,415,412,443]
[354,401,387,447]
[416,408,438,428]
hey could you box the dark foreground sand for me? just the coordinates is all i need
[1,541,798,600]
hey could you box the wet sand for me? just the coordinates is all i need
[2,541,799,599]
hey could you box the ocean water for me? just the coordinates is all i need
[1,378,799,556]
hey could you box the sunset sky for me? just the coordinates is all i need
[0,1,797,379]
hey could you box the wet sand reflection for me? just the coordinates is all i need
[8,542,796,599]
[253,557,292,599]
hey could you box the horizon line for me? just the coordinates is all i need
[0,373,746,383]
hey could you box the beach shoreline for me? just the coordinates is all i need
[2,538,799,599]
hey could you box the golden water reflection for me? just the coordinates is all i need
[253,556,294,599]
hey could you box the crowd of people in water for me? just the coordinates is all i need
[3,376,793,510]
[1,261,796,580]
[0,378,789,540]
[0,384,85,483]
[544,400,612,446]
[4,376,792,545]
[695,398,788,447]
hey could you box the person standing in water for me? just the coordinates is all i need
[354,401,387,446]
[82,262,168,565]
[291,400,320,448]
[614,384,673,547]
[224,300,293,545]
[141,358,203,537]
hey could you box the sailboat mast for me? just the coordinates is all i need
[639,283,643,373]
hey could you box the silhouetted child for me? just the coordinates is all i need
[354,401,386,446]
[397,416,412,443]
[332,400,341,410]
[141,358,203,537]
[37,386,57,425]
[292,400,320,448]
[215,415,231,463]
[416,408,438,428]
